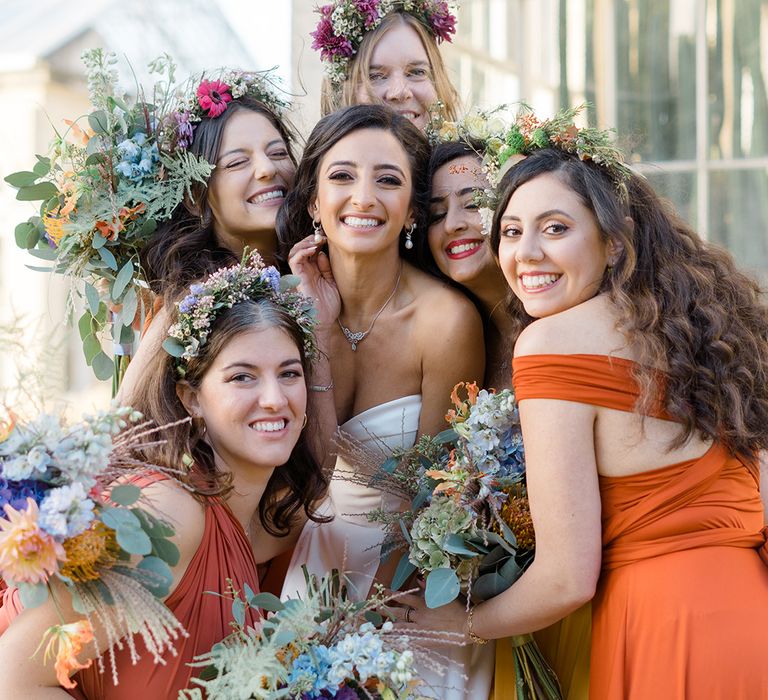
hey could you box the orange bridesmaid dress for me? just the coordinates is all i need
[513,354,768,700]
[0,481,261,699]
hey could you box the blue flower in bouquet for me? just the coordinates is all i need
[178,294,198,314]
[38,482,95,538]
[0,478,48,511]
[116,132,159,183]
[498,428,526,480]
[289,645,334,697]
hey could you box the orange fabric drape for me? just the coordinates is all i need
[513,354,768,699]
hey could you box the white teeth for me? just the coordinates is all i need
[448,241,482,255]
[343,216,380,228]
[251,420,286,432]
[250,190,284,204]
[521,273,560,289]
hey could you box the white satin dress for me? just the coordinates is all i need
[280,394,494,699]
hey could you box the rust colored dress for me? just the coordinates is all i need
[0,485,260,699]
[513,354,768,700]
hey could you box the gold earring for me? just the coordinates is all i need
[302,414,308,429]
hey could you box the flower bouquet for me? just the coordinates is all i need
[181,569,460,699]
[0,405,187,688]
[370,383,562,699]
[4,50,217,391]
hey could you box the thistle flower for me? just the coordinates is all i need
[37,620,94,689]
[0,498,65,584]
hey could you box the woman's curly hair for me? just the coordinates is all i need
[490,148,768,460]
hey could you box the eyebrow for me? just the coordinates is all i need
[325,160,406,178]
[218,139,285,160]
[369,60,430,70]
[430,186,477,204]
[500,208,572,222]
[221,358,302,371]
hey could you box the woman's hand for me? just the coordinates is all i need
[287,234,340,327]
[386,589,471,642]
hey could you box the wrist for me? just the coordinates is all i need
[467,605,488,645]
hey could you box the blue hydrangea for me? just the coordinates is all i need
[116,131,159,183]
[289,645,334,697]
[178,294,198,314]
[0,478,48,511]
[259,266,281,293]
[38,482,95,538]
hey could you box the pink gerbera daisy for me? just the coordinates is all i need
[196,79,233,118]
[0,498,65,584]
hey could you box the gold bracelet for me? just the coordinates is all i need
[467,605,488,645]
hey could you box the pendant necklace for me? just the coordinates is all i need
[337,264,403,351]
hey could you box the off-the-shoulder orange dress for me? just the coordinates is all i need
[0,481,260,699]
[513,354,768,699]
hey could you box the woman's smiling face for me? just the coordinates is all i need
[497,172,614,318]
[428,154,495,285]
[310,127,414,256]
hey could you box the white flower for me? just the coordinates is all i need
[38,482,95,538]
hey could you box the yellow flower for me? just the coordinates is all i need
[0,499,65,584]
[438,122,459,141]
[38,620,94,689]
[44,214,67,247]
[60,521,119,582]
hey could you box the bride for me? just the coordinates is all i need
[277,104,490,697]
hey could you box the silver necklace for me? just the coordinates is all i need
[337,265,402,351]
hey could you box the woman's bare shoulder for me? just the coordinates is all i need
[514,295,629,359]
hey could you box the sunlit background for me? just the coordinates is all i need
[0,0,766,414]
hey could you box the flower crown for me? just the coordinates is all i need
[430,104,632,233]
[162,252,317,376]
[311,0,457,85]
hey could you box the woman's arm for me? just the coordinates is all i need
[0,481,205,696]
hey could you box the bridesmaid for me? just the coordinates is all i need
[312,0,461,129]
[400,130,768,698]
[427,138,590,699]
[0,258,327,697]
[118,72,298,403]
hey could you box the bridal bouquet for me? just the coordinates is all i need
[3,50,214,390]
[181,570,456,699]
[0,405,186,688]
[371,383,562,699]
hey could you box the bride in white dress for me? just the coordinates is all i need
[276,104,492,699]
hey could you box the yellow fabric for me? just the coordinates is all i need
[490,603,591,700]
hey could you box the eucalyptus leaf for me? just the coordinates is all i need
[483,530,517,555]
[17,582,49,608]
[84,283,101,315]
[33,159,50,177]
[116,525,152,555]
[15,221,38,249]
[279,274,301,291]
[119,324,135,345]
[121,287,138,327]
[364,610,384,626]
[425,567,461,608]
[28,247,58,261]
[391,553,417,591]
[88,110,110,134]
[78,311,94,341]
[16,181,57,202]
[162,337,185,357]
[24,265,54,273]
[134,509,175,538]
[151,537,180,567]
[499,555,524,584]
[83,334,101,365]
[443,533,481,557]
[112,260,134,300]
[381,456,398,474]
[91,351,115,380]
[470,571,512,602]
[137,556,174,597]
[110,483,141,506]
[248,592,284,612]
[92,232,107,250]
[100,506,142,531]
[98,246,117,270]
[4,170,38,188]
[272,628,297,647]
[434,428,458,444]
[232,598,246,627]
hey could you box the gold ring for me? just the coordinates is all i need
[406,606,415,623]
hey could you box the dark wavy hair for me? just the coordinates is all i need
[276,104,430,264]
[141,96,298,306]
[128,298,328,536]
[489,148,768,460]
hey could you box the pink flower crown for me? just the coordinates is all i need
[311,0,457,84]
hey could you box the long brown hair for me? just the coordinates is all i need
[129,298,328,536]
[490,148,768,460]
[321,11,460,121]
[141,97,298,306]
[276,104,431,263]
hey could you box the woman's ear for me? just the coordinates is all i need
[607,219,632,266]
[176,381,201,420]
[307,199,320,223]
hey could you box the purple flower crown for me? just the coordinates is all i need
[311,0,457,84]
[163,251,317,376]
